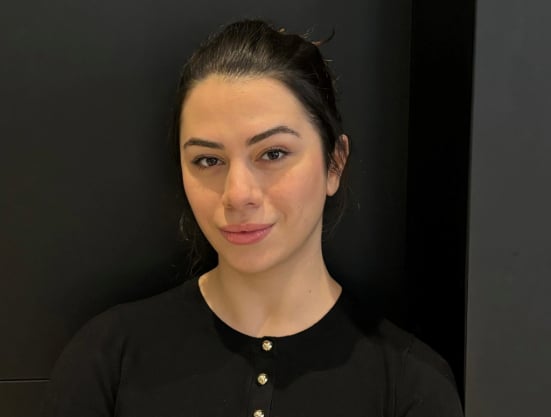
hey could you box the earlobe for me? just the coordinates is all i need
[326,134,350,196]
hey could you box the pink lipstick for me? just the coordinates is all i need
[220,224,273,245]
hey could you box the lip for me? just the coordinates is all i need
[219,224,273,245]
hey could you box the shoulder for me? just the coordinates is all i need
[376,320,456,383]
[78,278,208,352]
[67,278,198,339]
[42,278,201,415]
[51,277,199,368]
[339,293,463,416]
[376,321,464,417]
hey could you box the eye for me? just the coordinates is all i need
[261,148,289,161]
[192,156,223,168]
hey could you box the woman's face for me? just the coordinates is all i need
[180,75,342,274]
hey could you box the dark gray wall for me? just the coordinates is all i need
[1,1,417,415]
[406,1,474,397]
[466,0,551,415]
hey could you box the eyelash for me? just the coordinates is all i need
[260,147,289,161]
[191,156,222,169]
[191,147,290,169]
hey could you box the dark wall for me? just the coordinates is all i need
[406,1,474,398]
[465,0,551,415]
[2,1,422,415]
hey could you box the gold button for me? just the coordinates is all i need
[253,410,265,417]
[262,339,273,351]
[257,373,268,385]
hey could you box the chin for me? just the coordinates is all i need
[218,251,282,276]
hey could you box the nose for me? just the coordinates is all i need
[221,161,262,210]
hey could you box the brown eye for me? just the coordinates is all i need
[261,149,288,161]
[193,156,222,168]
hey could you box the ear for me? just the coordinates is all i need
[326,134,350,197]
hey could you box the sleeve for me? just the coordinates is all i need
[41,307,126,417]
[396,338,464,417]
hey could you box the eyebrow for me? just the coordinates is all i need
[182,125,300,150]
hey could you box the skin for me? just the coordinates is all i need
[180,75,348,337]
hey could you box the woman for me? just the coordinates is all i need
[42,20,463,417]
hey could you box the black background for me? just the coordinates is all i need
[1,0,479,415]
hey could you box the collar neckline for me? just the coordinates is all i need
[190,276,346,345]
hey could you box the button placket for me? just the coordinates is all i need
[247,338,276,417]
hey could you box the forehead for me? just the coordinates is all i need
[180,75,311,136]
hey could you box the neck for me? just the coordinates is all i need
[198,247,341,337]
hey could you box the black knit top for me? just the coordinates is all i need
[42,277,463,417]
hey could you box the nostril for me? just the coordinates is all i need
[222,169,262,209]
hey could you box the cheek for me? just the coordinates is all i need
[298,153,328,194]
[182,173,213,225]
[269,157,328,213]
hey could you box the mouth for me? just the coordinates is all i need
[219,224,273,245]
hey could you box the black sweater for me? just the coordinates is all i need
[42,277,463,417]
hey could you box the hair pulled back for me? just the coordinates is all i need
[171,19,349,275]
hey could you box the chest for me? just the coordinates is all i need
[114,335,389,417]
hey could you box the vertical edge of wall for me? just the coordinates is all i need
[406,0,476,402]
